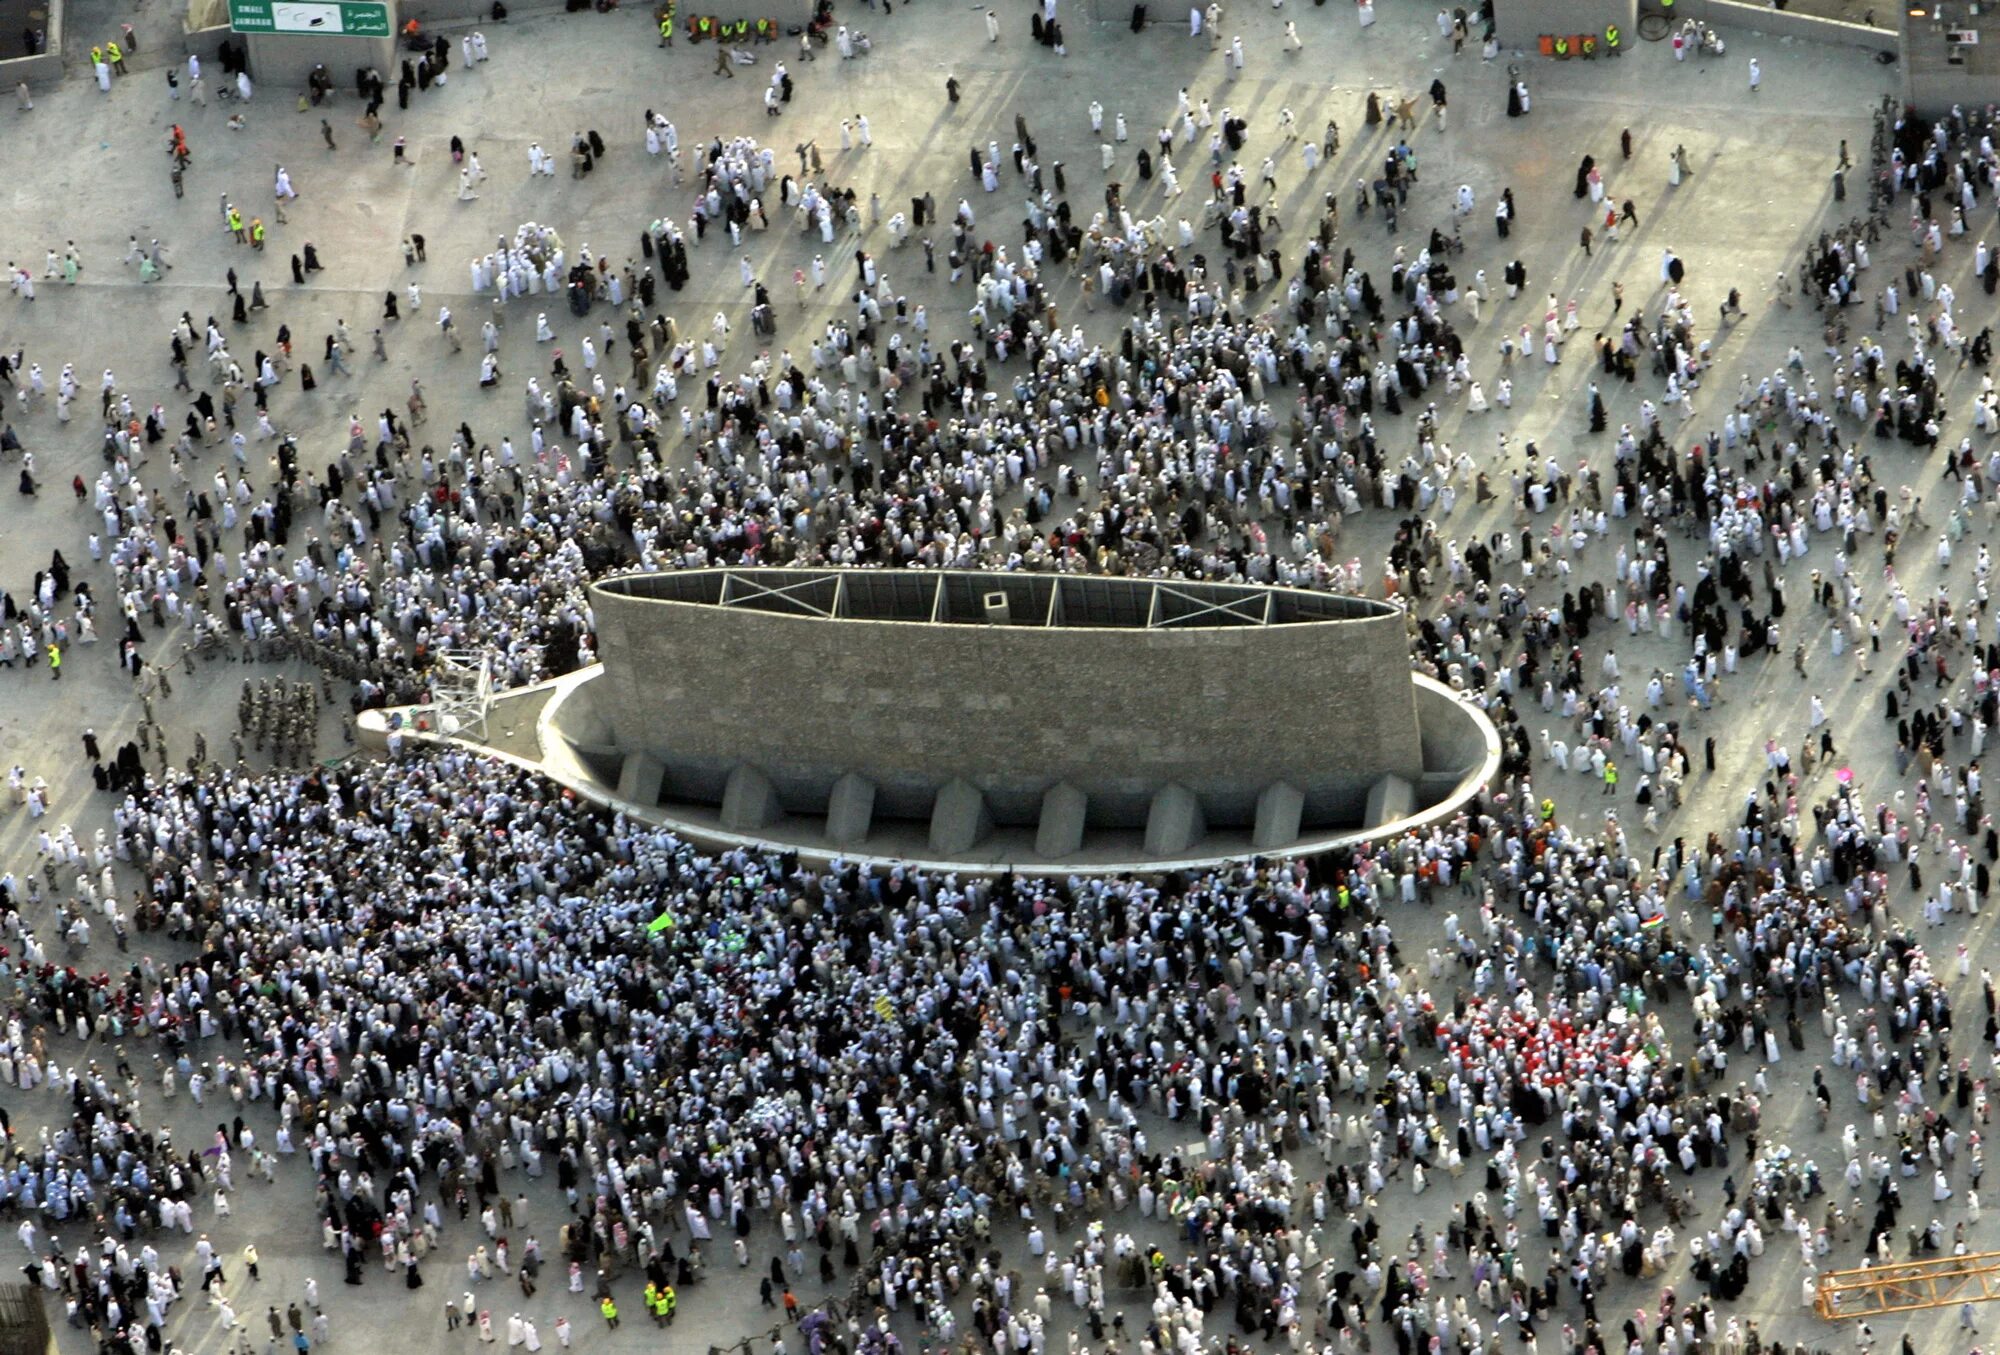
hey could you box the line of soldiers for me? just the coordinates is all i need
[293,634,427,708]
[236,676,320,768]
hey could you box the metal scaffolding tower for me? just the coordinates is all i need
[1815,1251,2000,1320]
[425,651,493,743]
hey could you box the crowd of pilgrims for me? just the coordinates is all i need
[15,74,2000,1355]
[1792,104,2000,450]
[57,87,1774,705]
[106,276,1495,700]
[68,71,1998,746]
[19,78,2000,729]
[0,697,1986,1355]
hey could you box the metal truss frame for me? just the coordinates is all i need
[1815,1251,2000,1320]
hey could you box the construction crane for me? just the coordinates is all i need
[1815,1251,2000,1320]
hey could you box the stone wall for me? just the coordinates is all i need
[1671,0,1898,52]
[589,574,1424,830]
[180,22,233,71]
[244,27,396,86]
[1493,0,1635,47]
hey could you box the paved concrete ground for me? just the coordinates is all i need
[0,5,1980,1355]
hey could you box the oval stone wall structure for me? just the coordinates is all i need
[581,569,1440,857]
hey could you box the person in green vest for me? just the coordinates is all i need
[106,40,125,74]
[598,1296,618,1329]
[228,206,246,243]
[250,217,266,250]
[1602,760,1619,796]
[659,1284,675,1323]
[658,9,674,44]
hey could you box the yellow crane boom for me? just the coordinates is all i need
[1816,1251,2000,1320]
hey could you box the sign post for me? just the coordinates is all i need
[228,0,391,35]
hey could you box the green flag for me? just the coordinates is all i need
[647,910,676,935]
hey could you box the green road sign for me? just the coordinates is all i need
[229,0,391,36]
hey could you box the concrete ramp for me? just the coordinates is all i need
[617,753,665,806]
[1145,784,1206,857]
[825,773,876,846]
[719,765,781,832]
[1252,782,1305,851]
[929,778,994,855]
[1364,774,1417,830]
[1036,783,1088,859]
